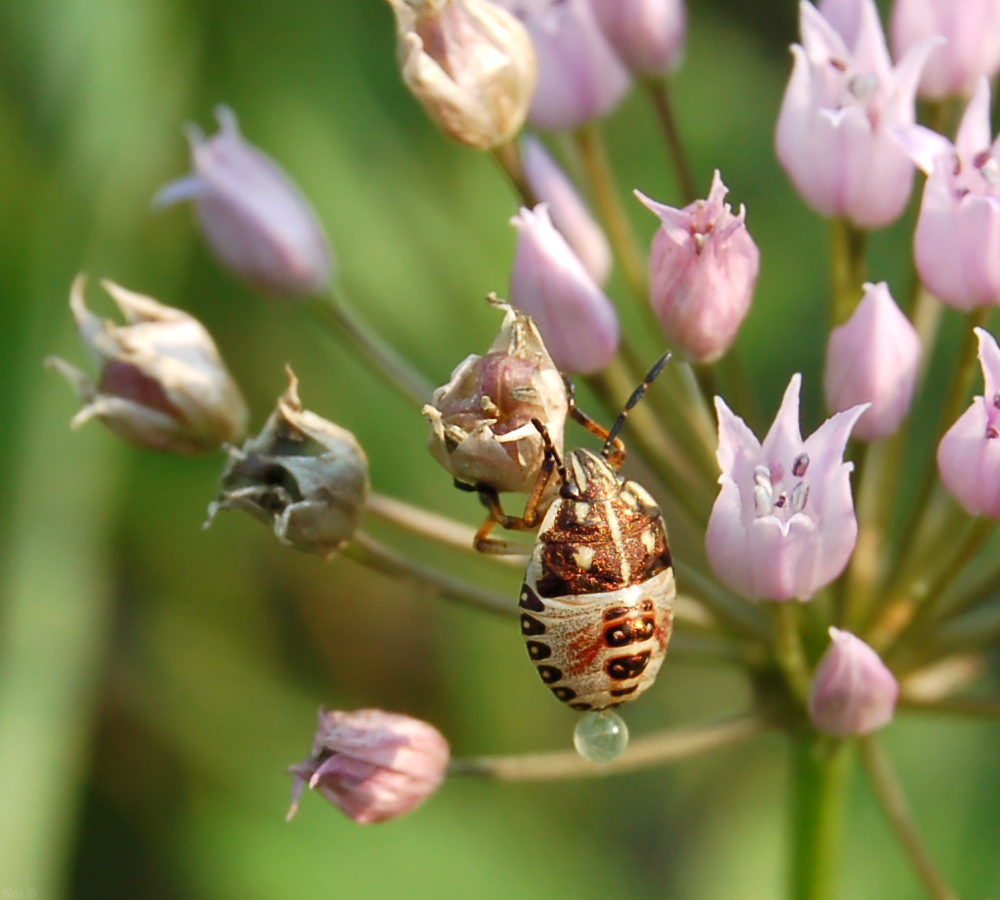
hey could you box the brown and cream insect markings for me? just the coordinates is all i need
[475,354,676,711]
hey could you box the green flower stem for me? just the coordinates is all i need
[345,530,518,617]
[829,217,868,326]
[311,290,434,408]
[859,737,959,900]
[492,138,540,208]
[789,735,850,900]
[448,710,768,780]
[642,75,698,205]
[573,122,649,305]
[677,563,772,640]
[771,602,812,706]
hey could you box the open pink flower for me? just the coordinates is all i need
[287,708,449,825]
[896,79,1000,310]
[938,327,1000,517]
[775,1,939,228]
[706,374,868,601]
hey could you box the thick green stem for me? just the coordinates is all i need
[771,602,812,705]
[642,76,698,205]
[573,123,649,305]
[311,291,434,408]
[829,218,867,326]
[492,138,539,208]
[789,736,850,900]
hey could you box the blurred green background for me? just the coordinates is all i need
[0,0,997,897]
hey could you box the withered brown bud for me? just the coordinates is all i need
[423,296,568,493]
[206,368,369,556]
[46,275,248,454]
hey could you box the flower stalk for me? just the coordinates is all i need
[829,217,867,326]
[642,75,698,205]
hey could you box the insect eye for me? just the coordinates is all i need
[560,484,579,500]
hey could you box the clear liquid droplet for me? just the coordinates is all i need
[573,710,629,763]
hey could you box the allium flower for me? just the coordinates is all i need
[206,368,369,556]
[892,0,1000,100]
[384,0,537,150]
[522,135,611,285]
[636,171,760,364]
[938,327,1000,518]
[493,0,631,131]
[47,276,248,454]
[824,281,920,440]
[424,296,568,493]
[588,0,687,76]
[706,374,868,602]
[896,79,1000,310]
[509,204,619,373]
[154,106,332,298]
[808,627,899,736]
[775,1,939,228]
[287,708,449,825]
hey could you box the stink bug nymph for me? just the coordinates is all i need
[478,354,676,711]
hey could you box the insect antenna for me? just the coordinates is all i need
[601,351,672,459]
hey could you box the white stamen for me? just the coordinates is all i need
[980,156,999,186]
[791,482,809,512]
[792,453,809,478]
[753,464,772,490]
[848,73,877,104]
[754,485,771,516]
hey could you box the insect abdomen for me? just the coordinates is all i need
[518,568,675,711]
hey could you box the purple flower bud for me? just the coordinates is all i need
[522,136,612,284]
[809,627,899,736]
[937,327,1000,517]
[385,0,537,150]
[424,296,569,493]
[775,1,939,228]
[287,707,449,825]
[154,106,332,298]
[587,0,686,76]
[46,276,248,454]
[892,0,1000,100]
[896,79,1000,310]
[206,368,369,556]
[636,171,760,364]
[494,0,631,131]
[824,282,921,440]
[706,374,868,601]
[509,204,620,373]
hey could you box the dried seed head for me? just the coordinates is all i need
[206,367,369,556]
[423,295,568,493]
[46,275,248,454]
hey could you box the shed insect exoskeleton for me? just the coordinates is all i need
[477,354,676,711]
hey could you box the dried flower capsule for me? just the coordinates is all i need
[636,171,760,364]
[937,327,1000,518]
[423,296,568,493]
[494,0,631,131]
[46,276,248,454]
[385,0,537,150]
[509,204,619,373]
[706,374,868,602]
[287,707,449,825]
[154,106,332,298]
[892,0,1000,100]
[809,627,899,736]
[824,282,921,440]
[206,368,369,556]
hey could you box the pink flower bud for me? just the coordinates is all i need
[809,627,899,736]
[937,327,1000,517]
[775,1,939,228]
[46,276,248,454]
[385,0,537,150]
[706,374,868,602]
[494,0,631,131]
[636,171,760,364]
[287,708,449,825]
[824,282,921,440]
[587,0,687,76]
[896,79,1000,310]
[522,136,611,284]
[154,106,332,298]
[509,204,619,373]
[892,0,1000,100]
